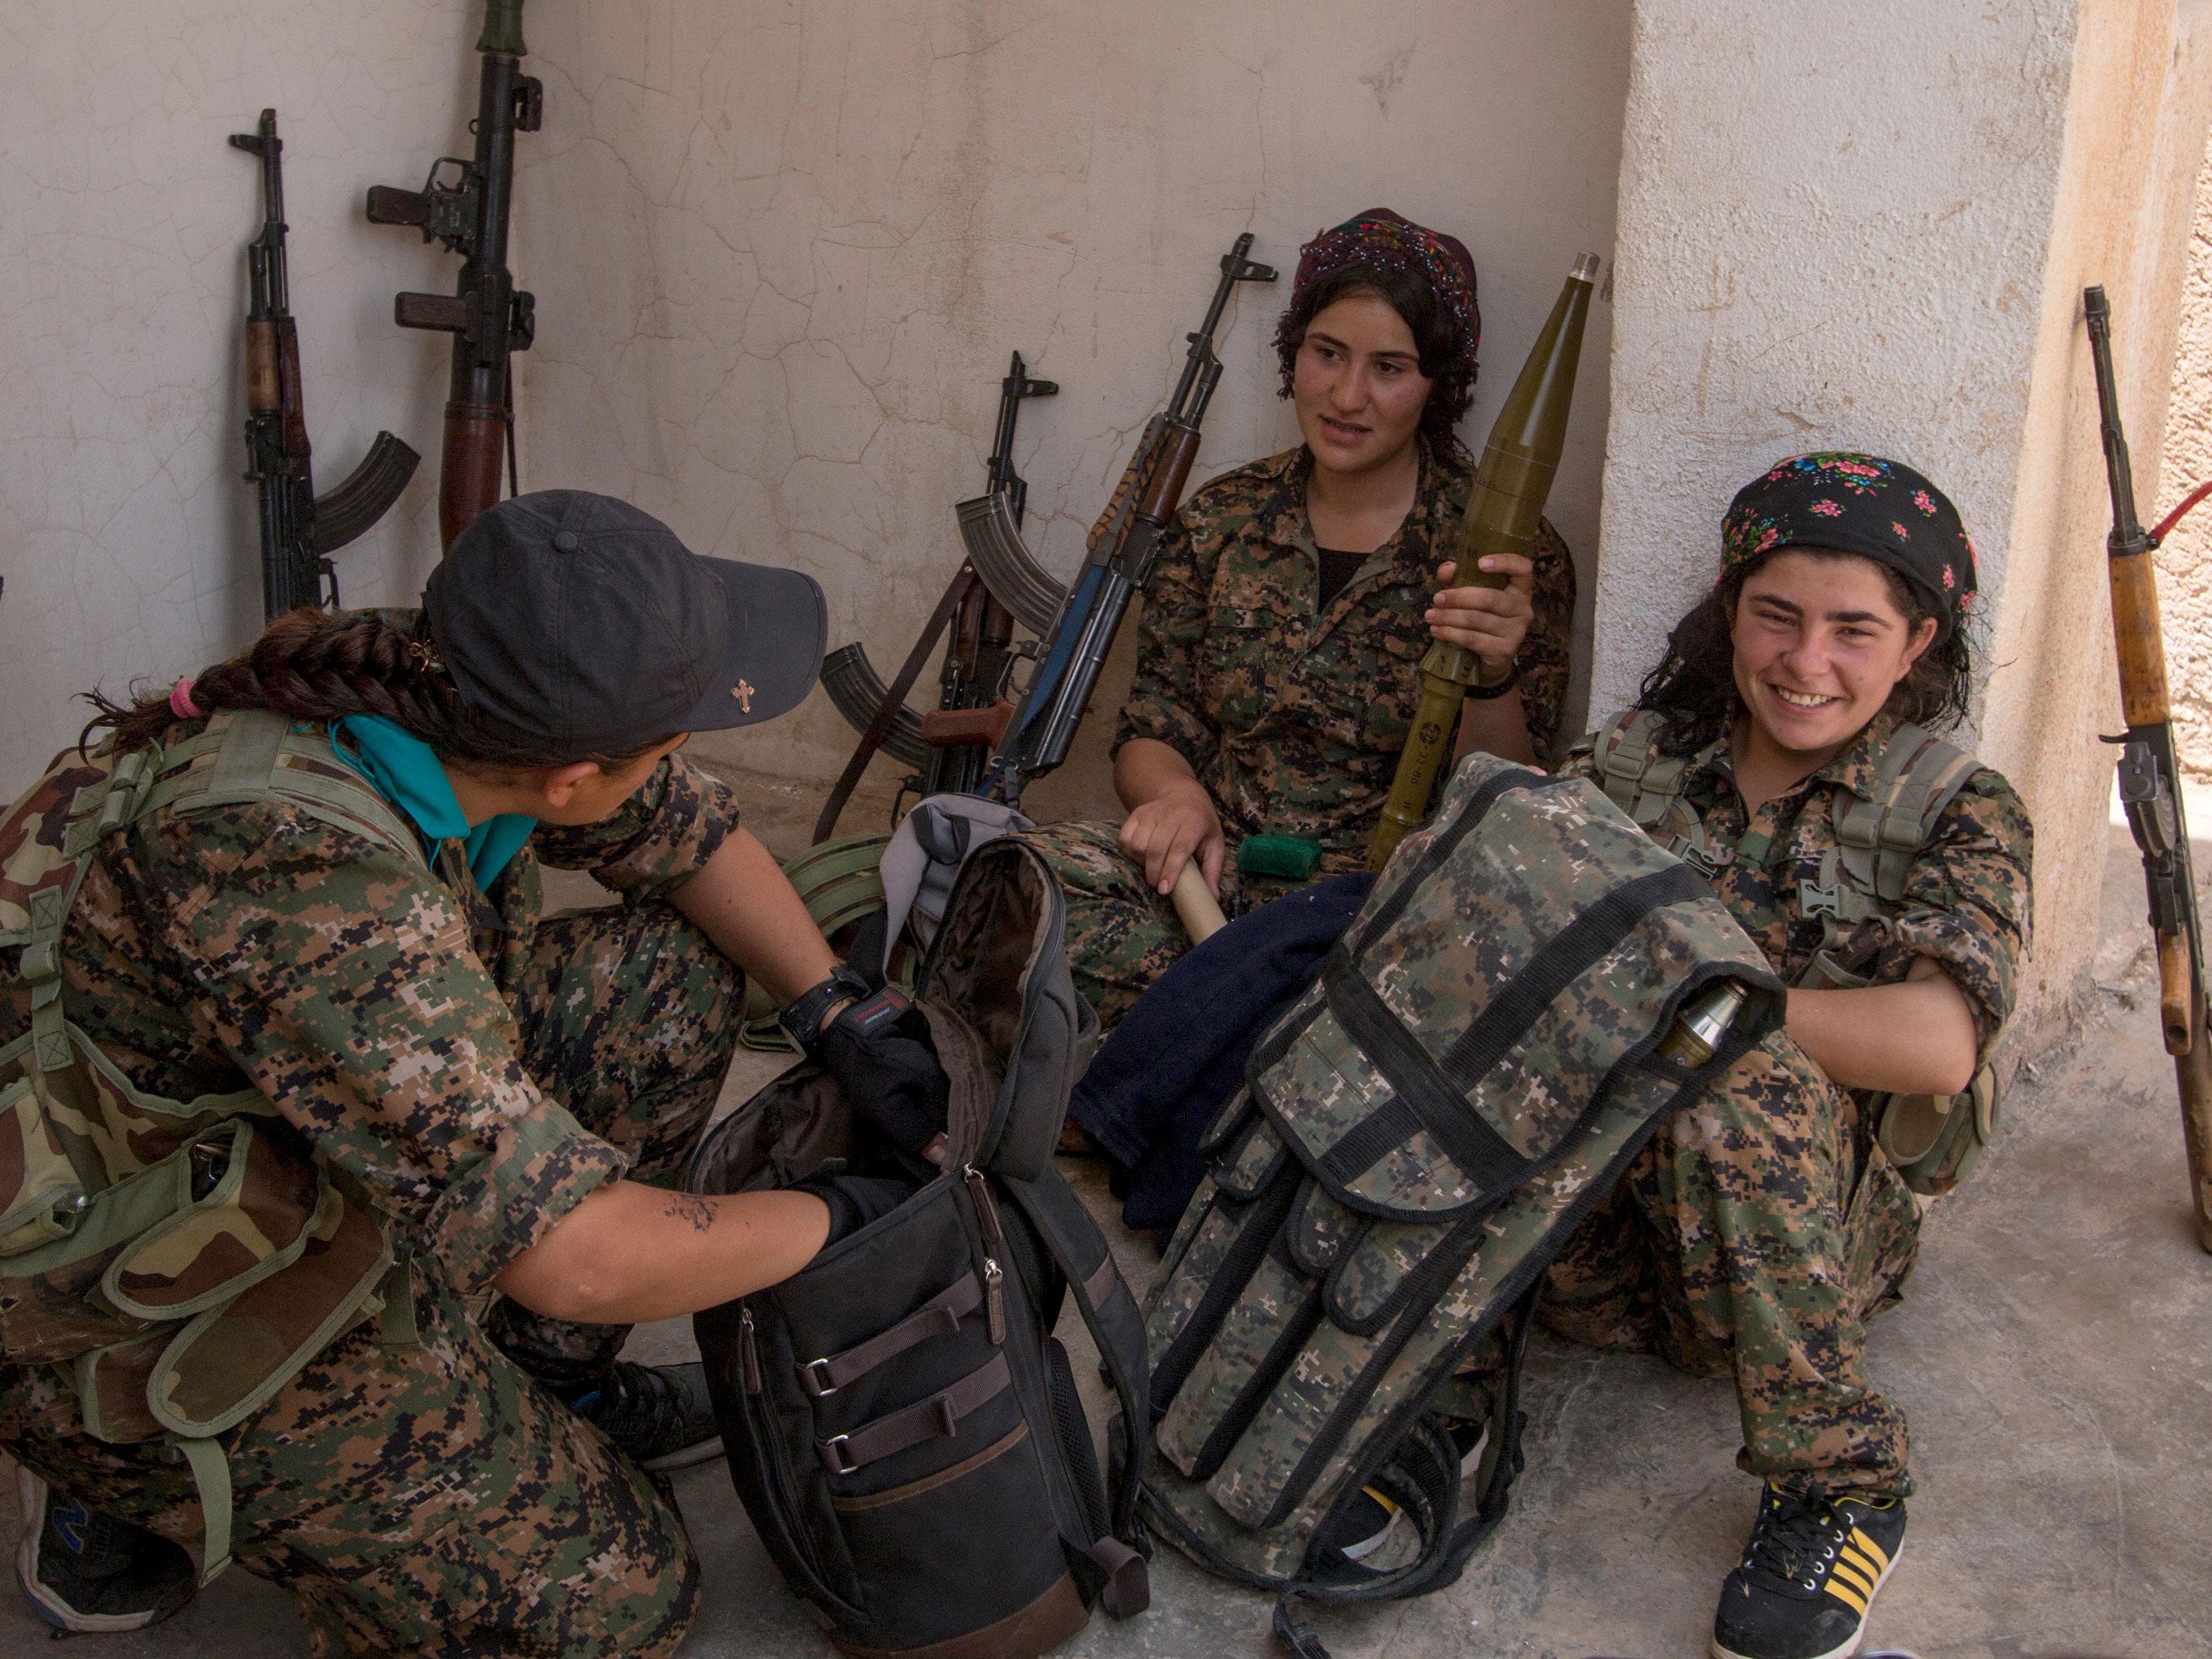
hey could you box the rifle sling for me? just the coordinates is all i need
[814,567,977,844]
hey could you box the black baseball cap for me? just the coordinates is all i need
[424,491,825,753]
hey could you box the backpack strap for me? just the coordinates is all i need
[997,1167,1153,1618]
[1593,710,1724,876]
[1800,723,1982,960]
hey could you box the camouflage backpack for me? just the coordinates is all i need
[1136,753,1785,1654]
[1592,708,1998,1195]
[0,711,411,1581]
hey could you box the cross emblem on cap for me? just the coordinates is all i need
[732,678,755,714]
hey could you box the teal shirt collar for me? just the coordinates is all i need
[331,715,536,889]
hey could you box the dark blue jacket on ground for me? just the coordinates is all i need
[1068,873,1373,1240]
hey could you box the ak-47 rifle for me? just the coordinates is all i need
[981,233,1277,809]
[2084,283,2212,1255]
[230,110,420,619]
[813,353,1059,843]
[365,0,539,551]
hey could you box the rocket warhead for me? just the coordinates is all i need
[1573,252,1603,284]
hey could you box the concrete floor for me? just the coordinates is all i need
[7,798,2209,1657]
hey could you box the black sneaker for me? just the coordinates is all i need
[1712,1484,1907,1659]
[14,1467,196,1634]
[565,1361,726,1471]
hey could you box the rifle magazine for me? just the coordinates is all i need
[956,493,1066,637]
[308,434,423,555]
[822,645,930,767]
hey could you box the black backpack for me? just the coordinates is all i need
[688,839,1152,1657]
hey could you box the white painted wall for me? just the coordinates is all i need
[0,1,482,791]
[2156,146,2212,777]
[509,0,1634,786]
[1594,0,2212,1039]
[0,0,1633,809]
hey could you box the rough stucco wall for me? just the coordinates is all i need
[1596,0,2212,1040]
[1977,0,2212,1035]
[509,0,1633,792]
[2158,143,2212,778]
[0,2,476,792]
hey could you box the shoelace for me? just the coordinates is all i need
[1742,1490,1851,1591]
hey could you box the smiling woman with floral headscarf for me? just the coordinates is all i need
[1540,450,2033,1659]
[1016,209,1580,1029]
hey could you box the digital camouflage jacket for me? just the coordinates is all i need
[1114,443,1577,871]
[1562,712,2034,1059]
[0,714,743,1299]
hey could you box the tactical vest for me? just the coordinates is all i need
[1592,708,1997,1194]
[0,711,413,1580]
[1137,754,1787,1654]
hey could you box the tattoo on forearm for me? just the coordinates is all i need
[664,1192,717,1234]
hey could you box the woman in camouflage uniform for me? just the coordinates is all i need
[1436,454,2030,1659]
[1,494,944,1653]
[1020,210,1579,1027]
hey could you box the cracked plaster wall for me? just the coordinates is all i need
[0,1,483,792]
[1592,0,2212,1041]
[506,0,1634,795]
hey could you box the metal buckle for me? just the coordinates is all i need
[824,1434,858,1475]
[802,1357,838,1398]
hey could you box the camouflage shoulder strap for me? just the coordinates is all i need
[1799,721,1982,957]
[1592,709,1722,874]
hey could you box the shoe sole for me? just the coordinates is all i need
[642,1436,729,1473]
[14,1468,169,1636]
[1709,1537,1902,1659]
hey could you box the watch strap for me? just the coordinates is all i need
[780,966,873,1053]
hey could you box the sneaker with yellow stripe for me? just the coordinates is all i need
[1711,1484,1907,1659]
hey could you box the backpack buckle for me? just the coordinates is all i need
[1799,880,1845,919]
[801,1357,839,1398]
[1666,837,1725,877]
[822,1433,859,1475]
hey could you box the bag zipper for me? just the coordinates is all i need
[963,1165,1008,1345]
[734,1303,838,1597]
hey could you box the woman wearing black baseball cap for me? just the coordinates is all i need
[3,491,935,1649]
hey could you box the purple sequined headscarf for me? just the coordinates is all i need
[1276,208,1481,379]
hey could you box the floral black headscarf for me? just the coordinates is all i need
[1723,452,1978,640]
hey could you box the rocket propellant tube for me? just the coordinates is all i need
[1369,254,1601,870]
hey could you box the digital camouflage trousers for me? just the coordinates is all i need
[0,899,738,1655]
[1539,1029,1922,1495]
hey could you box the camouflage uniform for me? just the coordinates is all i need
[0,709,744,1652]
[1020,442,1577,1027]
[1538,712,2034,1494]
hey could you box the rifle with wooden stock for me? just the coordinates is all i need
[2084,283,2212,1255]
[813,352,1059,843]
[365,0,539,550]
[230,109,419,619]
[981,233,1277,809]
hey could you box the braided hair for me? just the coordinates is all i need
[81,608,667,768]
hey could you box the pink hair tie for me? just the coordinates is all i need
[169,677,204,720]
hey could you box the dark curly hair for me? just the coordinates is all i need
[1636,546,1977,756]
[81,608,671,769]
[1273,262,1478,461]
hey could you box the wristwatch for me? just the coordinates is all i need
[778,966,873,1053]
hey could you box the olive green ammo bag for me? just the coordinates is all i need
[0,713,407,1581]
[1136,754,1787,1654]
